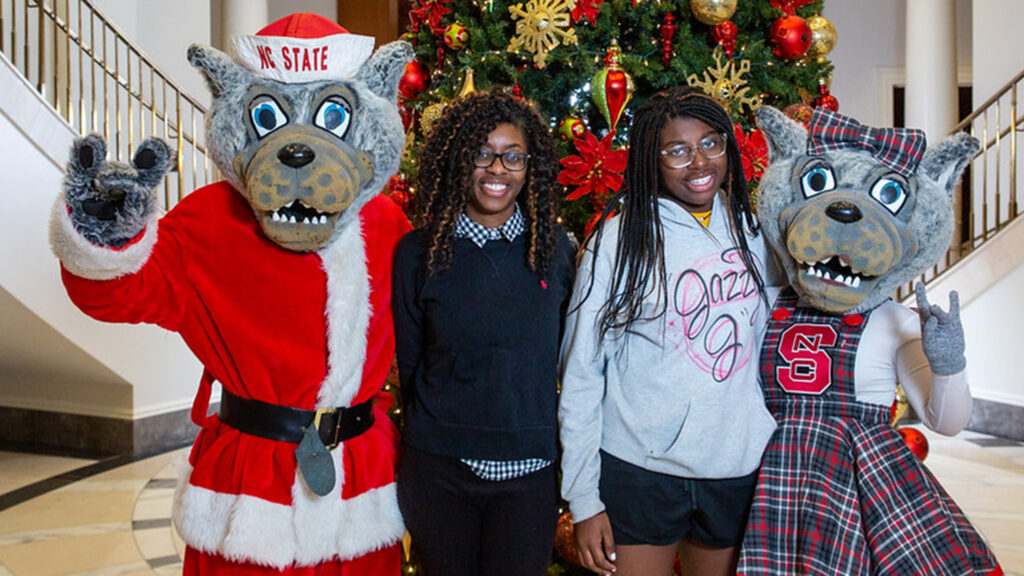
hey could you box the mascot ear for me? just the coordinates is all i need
[919,132,979,200]
[755,105,808,162]
[357,40,414,103]
[188,44,250,99]
[71,133,107,176]
[132,138,175,189]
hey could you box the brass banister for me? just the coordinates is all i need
[897,67,1024,299]
[1,0,216,210]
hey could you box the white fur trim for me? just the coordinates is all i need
[316,218,370,408]
[48,197,158,280]
[232,34,374,83]
[173,455,404,568]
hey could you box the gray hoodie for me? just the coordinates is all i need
[558,195,778,523]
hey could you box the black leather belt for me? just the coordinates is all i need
[218,389,374,449]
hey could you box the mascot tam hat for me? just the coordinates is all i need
[232,13,374,84]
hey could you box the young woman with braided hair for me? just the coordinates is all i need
[392,90,576,576]
[558,86,781,576]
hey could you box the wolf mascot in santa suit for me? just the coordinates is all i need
[49,13,413,575]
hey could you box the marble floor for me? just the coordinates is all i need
[0,427,1023,575]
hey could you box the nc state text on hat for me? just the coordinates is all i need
[256,44,329,72]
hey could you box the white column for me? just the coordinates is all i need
[905,0,958,140]
[222,0,269,45]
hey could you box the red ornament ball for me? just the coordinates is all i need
[898,427,930,461]
[387,175,412,212]
[782,102,814,125]
[815,93,840,112]
[770,15,812,60]
[554,511,581,566]
[443,22,469,50]
[398,60,430,101]
[815,82,840,112]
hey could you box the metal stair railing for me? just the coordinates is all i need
[896,69,1024,300]
[0,0,216,210]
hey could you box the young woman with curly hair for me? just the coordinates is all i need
[392,90,576,576]
[558,86,780,576]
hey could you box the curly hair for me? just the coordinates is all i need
[586,85,767,339]
[413,90,562,276]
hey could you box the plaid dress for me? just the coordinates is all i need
[738,289,1002,576]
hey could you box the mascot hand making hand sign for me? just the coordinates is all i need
[49,13,413,576]
[737,106,1003,576]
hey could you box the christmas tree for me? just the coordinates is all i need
[394,0,837,242]
[391,1,838,572]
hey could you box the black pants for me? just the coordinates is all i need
[397,445,558,576]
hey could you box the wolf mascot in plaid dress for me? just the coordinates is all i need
[49,13,413,576]
[737,106,1003,576]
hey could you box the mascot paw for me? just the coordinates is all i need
[63,134,173,248]
[915,283,966,375]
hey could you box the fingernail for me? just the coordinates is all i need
[610,552,617,561]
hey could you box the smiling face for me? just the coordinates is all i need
[466,122,529,228]
[658,116,728,213]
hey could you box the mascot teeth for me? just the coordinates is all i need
[270,199,331,225]
[801,256,869,288]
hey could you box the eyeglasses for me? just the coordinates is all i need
[659,133,728,168]
[473,149,530,172]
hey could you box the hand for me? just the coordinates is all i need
[915,283,966,375]
[574,512,617,575]
[63,134,172,248]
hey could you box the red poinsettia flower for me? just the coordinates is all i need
[571,0,603,25]
[734,123,769,183]
[559,130,628,201]
[409,0,452,34]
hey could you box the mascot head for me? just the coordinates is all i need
[188,13,412,252]
[755,106,978,314]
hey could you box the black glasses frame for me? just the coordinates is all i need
[473,149,531,172]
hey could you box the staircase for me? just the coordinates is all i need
[0,0,214,457]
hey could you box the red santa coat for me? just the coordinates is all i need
[53,182,410,568]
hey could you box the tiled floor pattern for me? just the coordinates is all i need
[1,426,1023,575]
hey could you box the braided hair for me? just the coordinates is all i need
[413,91,562,276]
[587,85,767,340]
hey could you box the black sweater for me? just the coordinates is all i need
[392,227,576,461]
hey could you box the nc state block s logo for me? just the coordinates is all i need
[775,324,837,394]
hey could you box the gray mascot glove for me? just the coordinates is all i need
[915,283,966,375]
[63,134,173,248]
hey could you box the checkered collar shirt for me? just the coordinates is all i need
[454,206,525,247]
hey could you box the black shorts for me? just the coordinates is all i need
[598,450,758,548]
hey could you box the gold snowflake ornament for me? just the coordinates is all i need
[688,46,758,114]
[507,0,578,69]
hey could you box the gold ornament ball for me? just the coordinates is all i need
[712,78,735,104]
[420,101,447,136]
[690,0,738,26]
[807,15,837,58]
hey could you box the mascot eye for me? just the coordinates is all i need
[315,97,352,139]
[800,165,836,198]
[870,178,907,214]
[250,97,288,139]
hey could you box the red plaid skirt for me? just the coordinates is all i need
[738,400,1002,576]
